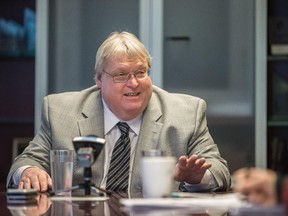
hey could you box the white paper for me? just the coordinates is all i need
[120,193,248,215]
[50,196,109,202]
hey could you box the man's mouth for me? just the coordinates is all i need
[124,92,140,96]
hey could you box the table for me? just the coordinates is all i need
[2,191,128,216]
[0,191,286,216]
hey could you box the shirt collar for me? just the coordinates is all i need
[102,99,142,135]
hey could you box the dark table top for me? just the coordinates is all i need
[1,191,128,216]
[0,191,287,216]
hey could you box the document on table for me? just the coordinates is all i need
[120,192,248,214]
[50,196,110,202]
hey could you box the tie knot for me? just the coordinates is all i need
[117,122,130,135]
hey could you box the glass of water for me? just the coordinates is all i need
[50,150,75,196]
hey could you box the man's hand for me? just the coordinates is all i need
[18,167,52,192]
[174,155,212,184]
[233,168,277,206]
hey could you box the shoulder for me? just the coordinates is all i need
[41,86,101,114]
[44,85,100,104]
[152,85,206,108]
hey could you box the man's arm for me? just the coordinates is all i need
[7,96,52,190]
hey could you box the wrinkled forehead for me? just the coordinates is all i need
[103,55,149,69]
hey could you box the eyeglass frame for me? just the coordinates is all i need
[101,69,149,83]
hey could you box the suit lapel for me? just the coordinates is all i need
[77,91,105,186]
[78,92,104,137]
[130,94,163,193]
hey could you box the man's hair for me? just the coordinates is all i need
[94,31,152,75]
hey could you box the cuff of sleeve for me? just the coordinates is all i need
[183,170,218,192]
[12,165,33,186]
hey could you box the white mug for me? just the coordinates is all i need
[141,154,176,198]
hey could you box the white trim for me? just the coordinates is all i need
[255,0,267,168]
[139,0,163,87]
[35,0,49,133]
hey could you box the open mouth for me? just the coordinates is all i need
[124,92,140,96]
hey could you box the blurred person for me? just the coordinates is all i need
[233,168,288,207]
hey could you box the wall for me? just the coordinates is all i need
[0,0,35,184]
[163,0,256,172]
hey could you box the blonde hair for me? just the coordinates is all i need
[94,31,152,75]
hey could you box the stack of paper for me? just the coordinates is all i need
[120,193,247,215]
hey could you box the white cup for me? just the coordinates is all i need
[50,150,75,195]
[141,154,176,198]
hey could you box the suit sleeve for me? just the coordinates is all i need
[187,98,231,191]
[6,97,52,188]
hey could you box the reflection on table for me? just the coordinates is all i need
[1,191,286,216]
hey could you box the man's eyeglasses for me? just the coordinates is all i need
[102,69,149,83]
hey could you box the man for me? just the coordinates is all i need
[7,31,231,195]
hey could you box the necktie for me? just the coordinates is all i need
[106,122,130,191]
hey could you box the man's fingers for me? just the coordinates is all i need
[48,176,53,189]
[31,174,44,191]
[187,155,210,170]
[177,156,187,168]
[186,155,198,164]
[177,155,211,172]
[18,167,51,192]
[38,174,51,192]
[18,181,24,189]
[22,176,32,190]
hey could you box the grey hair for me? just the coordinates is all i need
[94,31,152,79]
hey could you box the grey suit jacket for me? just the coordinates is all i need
[7,85,231,193]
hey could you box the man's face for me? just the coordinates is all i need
[96,59,153,121]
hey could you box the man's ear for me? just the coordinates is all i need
[95,73,102,87]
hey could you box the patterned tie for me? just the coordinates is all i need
[106,122,130,191]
